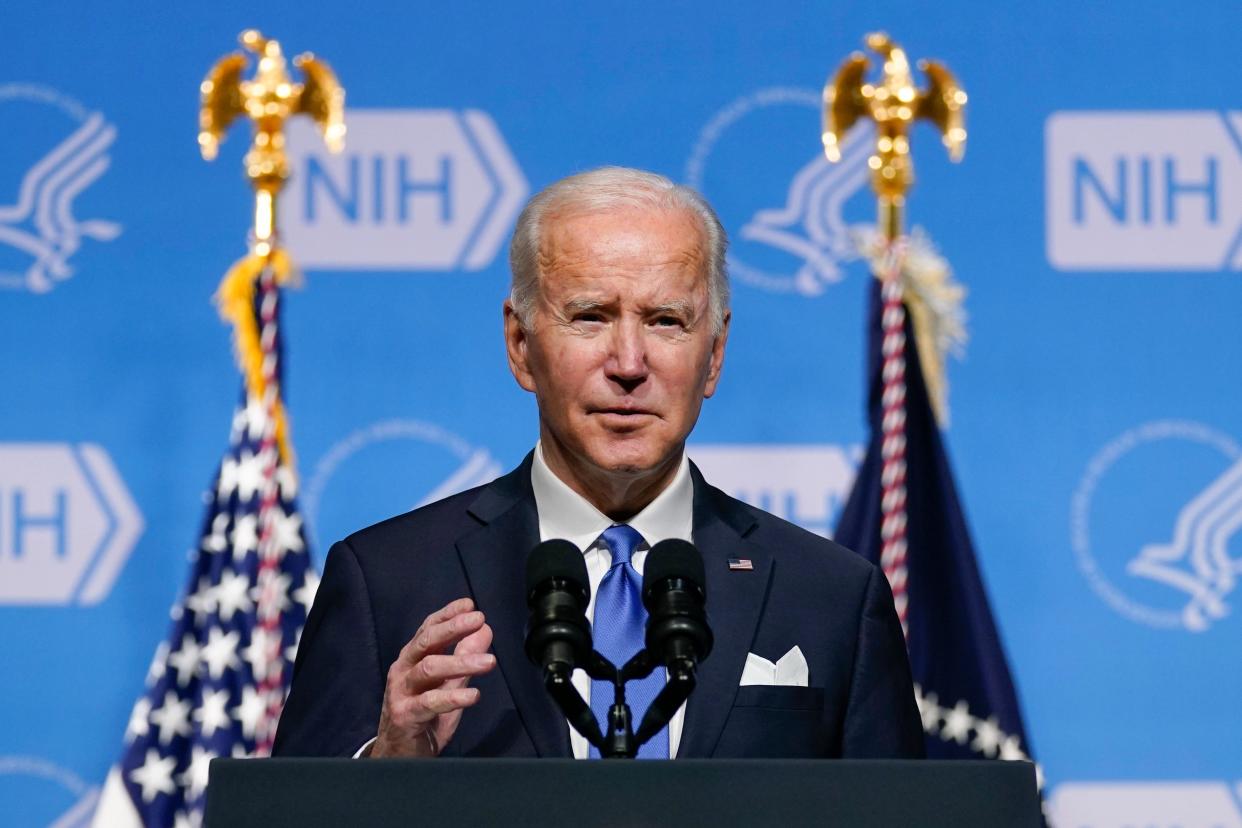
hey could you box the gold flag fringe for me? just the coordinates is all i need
[214,249,297,464]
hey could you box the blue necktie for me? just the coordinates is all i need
[589,524,669,759]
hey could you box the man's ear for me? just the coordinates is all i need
[702,310,730,399]
[503,300,537,393]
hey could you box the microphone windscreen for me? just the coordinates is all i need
[644,539,705,590]
[525,538,588,596]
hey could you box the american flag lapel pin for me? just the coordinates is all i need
[728,558,754,571]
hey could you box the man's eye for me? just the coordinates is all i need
[654,316,685,328]
[573,313,604,324]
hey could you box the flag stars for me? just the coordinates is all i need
[999,734,1026,761]
[270,507,305,555]
[940,700,973,745]
[927,694,1030,764]
[202,513,230,554]
[178,745,216,802]
[235,449,265,503]
[149,690,193,744]
[200,628,241,680]
[242,627,280,681]
[230,514,259,559]
[217,457,239,502]
[914,686,941,736]
[232,685,266,740]
[116,373,313,824]
[285,627,304,664]
[253,571,292,620]
[129,748,177,803]
[971,715,1003,758]
[292,571,319,615]
[215,571,254,622]
[194,688,233,739]
[185,578,219,625]
[242,397,270,442]
[168,634,203,686]
[125,697,152,743]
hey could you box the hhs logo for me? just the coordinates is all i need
[1072,421,1241,631]
[0,444,143,605]
[1046,111,1242,270]
[284,110,527,270]
[685,87,873,295]
[689,444,860,538]
[304,419,502,548]
[0,84,122,293]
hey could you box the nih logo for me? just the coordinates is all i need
[1046,111,1242,270]
[0,443,143,605]
[284,110,527,271]
[689,444,860,538]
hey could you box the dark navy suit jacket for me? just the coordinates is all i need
[272,454,924,759]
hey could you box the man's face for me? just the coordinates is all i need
[505,204,728,487]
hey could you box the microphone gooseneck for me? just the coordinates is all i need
[523,539,608,750]
[631,539,713,747]
[523,536,715,757]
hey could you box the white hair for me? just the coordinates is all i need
[508,166,729,334]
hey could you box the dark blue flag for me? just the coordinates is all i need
[835,273,1036,768]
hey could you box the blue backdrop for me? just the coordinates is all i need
[2,2,1240,825]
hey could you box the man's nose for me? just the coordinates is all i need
[605,320,648,388]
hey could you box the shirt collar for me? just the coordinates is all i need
[530,441,694,553]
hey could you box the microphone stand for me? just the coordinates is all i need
[541,647,699,759]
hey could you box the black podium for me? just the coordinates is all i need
[205,758,1041,827]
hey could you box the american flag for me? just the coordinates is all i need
[93,268,317,827]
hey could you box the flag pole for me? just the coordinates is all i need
[197,29,345,753]
[821,34,967,637]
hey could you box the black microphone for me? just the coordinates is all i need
[524,539,608,751]
[642,539,713,675]
[524,539,592,674]
[628,539,713,748]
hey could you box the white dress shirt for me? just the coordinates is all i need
[530,441,694,759]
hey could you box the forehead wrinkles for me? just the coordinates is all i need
[535,208,709,294]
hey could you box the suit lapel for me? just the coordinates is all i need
[455,454,570,758]
[677,464,771,758]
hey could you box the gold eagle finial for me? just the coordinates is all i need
[198,29,345,249]
[822,32,966,238]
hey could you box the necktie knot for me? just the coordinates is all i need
[600,524,644,568]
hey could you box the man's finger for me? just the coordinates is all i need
[405,652,495,693]
[421,597,475,629]
[409,687,482,722]
[400,610,486,664]
[452,623,494,657]
[443,625,496,691]
[397,598,475,663]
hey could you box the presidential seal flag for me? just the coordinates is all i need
[819,32,1035,775]
[91,256,318,827]
[834,232,1037,772]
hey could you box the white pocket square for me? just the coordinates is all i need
[739,646,809,687]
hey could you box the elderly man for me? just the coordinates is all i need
[273,167,922,760]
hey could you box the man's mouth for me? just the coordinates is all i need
[592,406,656,417]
